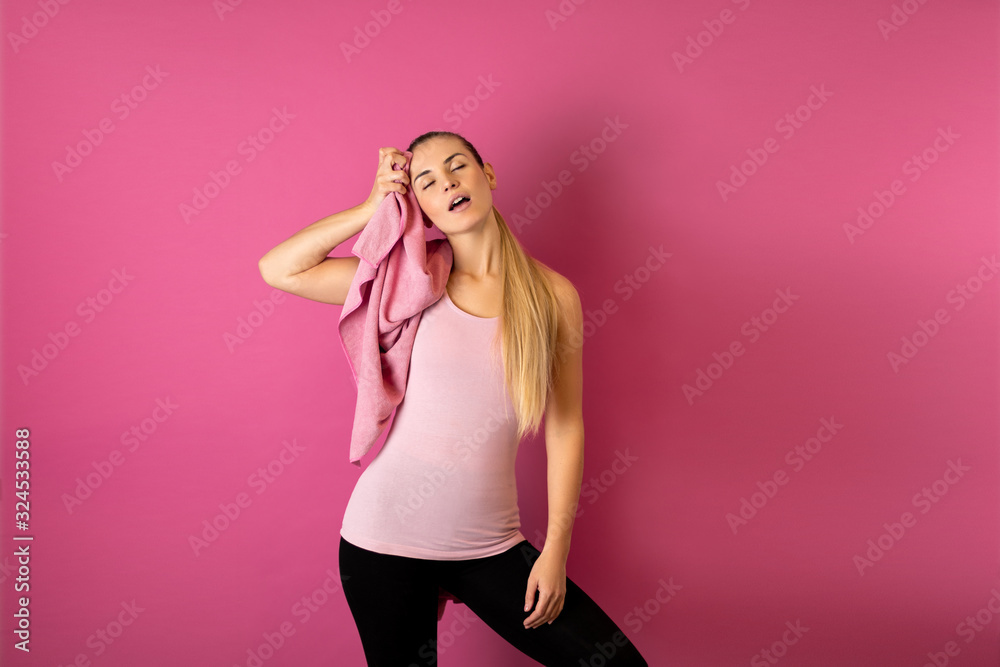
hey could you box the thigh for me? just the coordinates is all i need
[440,540,648,666]
[338,537,440,666]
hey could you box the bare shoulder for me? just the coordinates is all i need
[536,263,582,326]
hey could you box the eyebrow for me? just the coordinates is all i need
[412,152,465,185]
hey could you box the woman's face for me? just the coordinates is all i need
[409,136,496,231]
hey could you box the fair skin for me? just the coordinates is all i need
[408,136,504,314]
[408,138,586,629]
[258,137,585,630]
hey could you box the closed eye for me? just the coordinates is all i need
[422,164,464,190]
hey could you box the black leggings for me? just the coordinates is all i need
[338,536,648,666]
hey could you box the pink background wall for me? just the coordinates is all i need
[2,0,998,665]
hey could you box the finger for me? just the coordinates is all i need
[540,604,562,627]
[382,170,407,186]
[540,593,565,626]
[524,581,537,613]
[526,606,552,628]
[547,600,565,625]
[524,592,551,628]
[524,609,545,628]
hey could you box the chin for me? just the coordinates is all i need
[435,206,488,234]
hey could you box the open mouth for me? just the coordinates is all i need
[449,195,471,212]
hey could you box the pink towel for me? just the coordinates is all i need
[337,150,453,466]
[335,150,461,621]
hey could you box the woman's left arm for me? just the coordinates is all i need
[523,276,585,629]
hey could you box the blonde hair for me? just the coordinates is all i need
[407,131,562,442]
[488,204,561,441]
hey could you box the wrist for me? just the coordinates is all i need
[541,536,571,561]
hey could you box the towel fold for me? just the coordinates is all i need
[337,150,453,466]
[335,149,461,621]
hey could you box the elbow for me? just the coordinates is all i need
[257,257,275,286]
[258,256,287,289]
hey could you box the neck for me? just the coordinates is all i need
[445,207,503,281]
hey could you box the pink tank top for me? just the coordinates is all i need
[340,287,527,560]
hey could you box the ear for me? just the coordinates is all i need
[484,163,497,189]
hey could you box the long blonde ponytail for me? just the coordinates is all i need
[407,131,562,442]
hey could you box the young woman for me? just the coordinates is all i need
[259,132,647,666]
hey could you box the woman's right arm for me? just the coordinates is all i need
[258,203,373,305]
[258,147,410,306]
